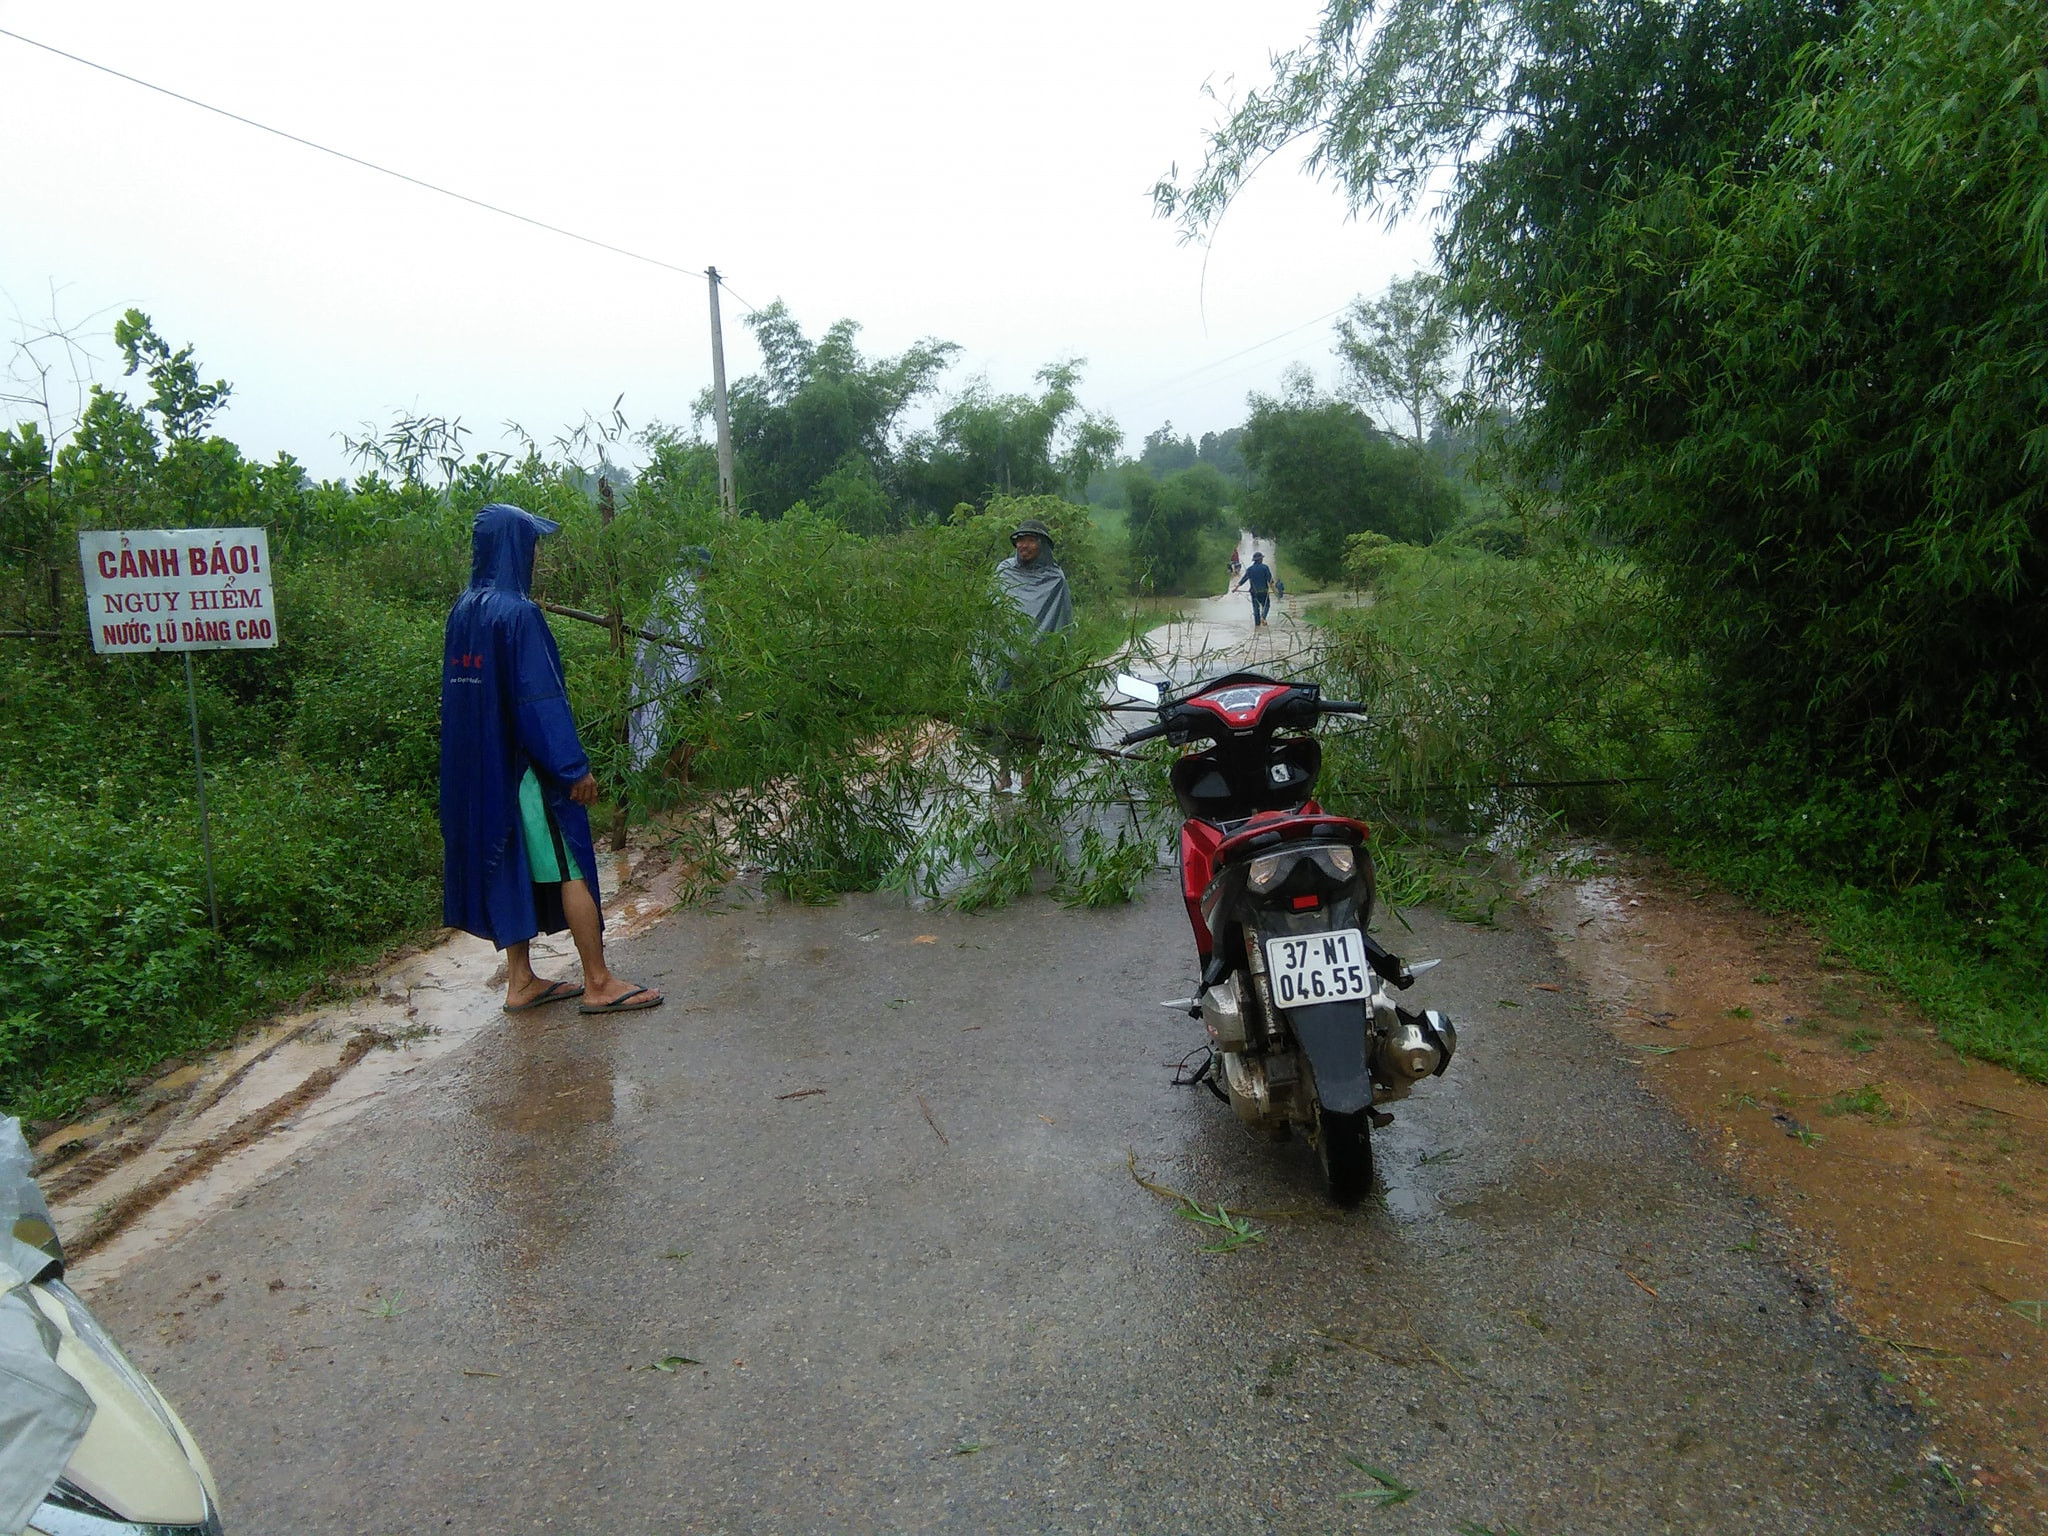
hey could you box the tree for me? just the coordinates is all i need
[1153,0,1843,425]
[1138,423,1197,476]
[902,361,1121,516]
[1126,462,1232,594]
[1239,370,1455,579]
[1196,427,1247,484]
[1156,0,2048,906]
[114,308,231,442]
[705,301,957,521]
[1335,273,1455,455]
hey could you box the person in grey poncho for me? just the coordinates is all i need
[990,518,1073,790]
[995,519,1073,640]
[627,546,711,778]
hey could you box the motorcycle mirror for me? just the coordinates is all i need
[1113,673,1163,707]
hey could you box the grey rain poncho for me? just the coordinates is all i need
[0,1118,93,1536]
[994,544,1073,639]
[627,551,709,772]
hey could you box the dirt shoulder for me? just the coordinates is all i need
[1531,850,2048,1531]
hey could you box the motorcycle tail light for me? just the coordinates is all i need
[1248,844,1358,892]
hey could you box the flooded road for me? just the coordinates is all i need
[83,882,1973,1533]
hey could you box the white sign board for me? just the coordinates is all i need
[78,528,278,654]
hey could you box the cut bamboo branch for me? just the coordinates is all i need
[537,598,690,650]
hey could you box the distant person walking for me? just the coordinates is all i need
[441,503,663,1015]
[1232,550,1277,627]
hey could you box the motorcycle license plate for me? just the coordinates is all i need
[1264,929,1370,1008]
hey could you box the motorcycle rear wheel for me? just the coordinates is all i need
[1316,1107,1375,1205]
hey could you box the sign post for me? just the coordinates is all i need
[78,527,279,942]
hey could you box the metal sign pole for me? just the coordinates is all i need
[182,650,221,942]
[82,526,275,944]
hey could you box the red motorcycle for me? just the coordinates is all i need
[1117,671,1456,1202]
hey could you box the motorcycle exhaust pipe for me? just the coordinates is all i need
[1375,1007,1457,1085]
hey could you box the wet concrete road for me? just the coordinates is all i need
[90,882,1973,1534]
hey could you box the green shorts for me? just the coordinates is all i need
[517,768,584,884]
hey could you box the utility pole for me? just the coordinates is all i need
[706,266,737,519]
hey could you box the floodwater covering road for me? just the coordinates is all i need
[74,551,1975,1534]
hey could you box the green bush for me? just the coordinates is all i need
[1316,544,1697,831]
[0,302,1167,1117]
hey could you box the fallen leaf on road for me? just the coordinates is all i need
[1532,983,1561,992]
[913,934,938,943]
[1338,1457,1415,1505]
[649,1355,700,1371]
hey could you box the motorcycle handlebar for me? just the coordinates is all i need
[1318,700,1368,716]
[1119,720,1170,746]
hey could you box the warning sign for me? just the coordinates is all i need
[78,528,278,654]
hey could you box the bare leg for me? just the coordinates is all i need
[560,876,661,1009]
[503,939,577,1010]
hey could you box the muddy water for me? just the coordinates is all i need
[1533,851,2048,1530]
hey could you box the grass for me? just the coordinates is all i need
[358,1290,410,1320]
[1178,1201,1264,1254]
[1823,1083,1894,1120]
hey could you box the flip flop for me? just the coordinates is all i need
[504,979,584,1013]
[579,985,664,1015]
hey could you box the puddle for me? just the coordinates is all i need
[48,846,681,1291]
[1380,1183,1438,1224]
[1532,849,2048,1528]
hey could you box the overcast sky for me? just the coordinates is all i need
[1,2,1433,479]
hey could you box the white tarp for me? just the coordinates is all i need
[0,1121,91,1536]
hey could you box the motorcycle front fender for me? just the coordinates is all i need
[1287,1000,1374,1115]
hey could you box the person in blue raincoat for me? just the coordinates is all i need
[441,503,663,1014]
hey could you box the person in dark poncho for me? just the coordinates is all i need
[441,503,663,1014]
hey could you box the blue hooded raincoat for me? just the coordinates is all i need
[440,503,601,947]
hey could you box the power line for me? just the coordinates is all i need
[0,24,755,309]
[1107,305,1349,414]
